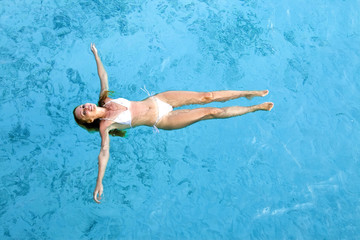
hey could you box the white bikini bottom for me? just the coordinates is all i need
[141,86,173,132]
[153,97,173,126]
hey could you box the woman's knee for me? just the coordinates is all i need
[204,108,223,119]
[200,92,214,104]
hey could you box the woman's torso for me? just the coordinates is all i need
[100,97,158,130]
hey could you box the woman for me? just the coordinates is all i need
[73,44,274,203]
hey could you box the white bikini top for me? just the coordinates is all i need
[100,98,132,127]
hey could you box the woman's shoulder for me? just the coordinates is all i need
[99,120,113,134]
[99,120,127,135]
[104,97,113,102]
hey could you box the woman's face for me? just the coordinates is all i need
[74,103,98,123]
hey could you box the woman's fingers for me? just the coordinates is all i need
[90,43,97,54]
[93,184,103,203]
[93,190,101,203]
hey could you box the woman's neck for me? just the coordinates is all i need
[96,106,108,119]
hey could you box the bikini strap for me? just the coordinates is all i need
[100,118,113,121]
[151,125,159,133]
[141,85,155,97]
[103,100,112,105]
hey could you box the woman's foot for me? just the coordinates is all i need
[257,102,274,111]
[245,90,269,100]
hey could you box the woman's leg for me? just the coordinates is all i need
[156,102,274,130]
[154,90,269,108]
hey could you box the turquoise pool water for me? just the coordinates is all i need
[1,0,360,239]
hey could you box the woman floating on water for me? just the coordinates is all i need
[73,44,274,203]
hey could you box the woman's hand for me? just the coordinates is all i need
[93,182,104,203]
[91,43,98,56]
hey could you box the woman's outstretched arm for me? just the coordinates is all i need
[93,128,110,203]
[91,43,109,97]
